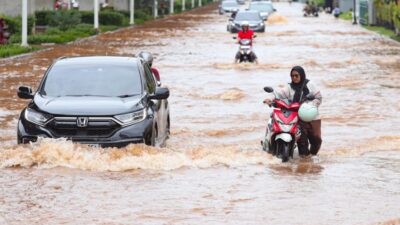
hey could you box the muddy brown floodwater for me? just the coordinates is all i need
[1,2,400,224]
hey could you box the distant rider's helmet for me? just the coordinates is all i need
[241,21,249,30]
[298,102,318,122]
[138,51,154,67]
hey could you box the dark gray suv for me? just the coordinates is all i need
[17,56,170,148]
[228,10,265,33]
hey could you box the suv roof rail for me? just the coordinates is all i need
[57,56,69,60]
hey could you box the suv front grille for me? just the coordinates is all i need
[47,117,120,138]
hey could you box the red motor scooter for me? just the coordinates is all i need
[261,87,305,162]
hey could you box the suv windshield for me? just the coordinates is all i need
[235,12,261,21]
[250,3,273,12]
[222,1,238,7]
[41,63,142,97]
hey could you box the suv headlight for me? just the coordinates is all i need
[25,108,52,126]
[114,109,146,126]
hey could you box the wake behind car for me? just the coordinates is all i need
[17,56,170,148]
[227,10,265,33]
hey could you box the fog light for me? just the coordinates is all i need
[22,136,37,144]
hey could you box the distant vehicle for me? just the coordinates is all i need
[219,1,240,15]
[249,1,277,20]
[303,4,319,17]
[17,56,170,148]
[237,0,246,4]
[227,10,265,33]
[235,38,257,63]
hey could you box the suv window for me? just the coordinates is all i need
[42,63,142,97]
[143,63,156,94]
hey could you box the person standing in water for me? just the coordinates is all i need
[264,66,322,157]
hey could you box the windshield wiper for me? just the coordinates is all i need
[117,94,138,98]
[64,94,110,97]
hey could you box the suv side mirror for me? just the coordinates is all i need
[306,93,315,101]
[263,86,274,93]
[149,87,169,100]
[273,8,277,12]
[18,86,34,99]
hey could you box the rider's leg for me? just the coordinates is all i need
[235,51,241,63]
[297,121,310,156]
[251,52,259,64]
[308,119,322,155]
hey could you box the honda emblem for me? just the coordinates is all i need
[77,117,89,127]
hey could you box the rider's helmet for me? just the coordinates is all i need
[298,102,318,122]
[241,21,249,30]
[138,51,154,67]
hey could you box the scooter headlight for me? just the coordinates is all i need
[114,109,146,126]
[25,108,52,126]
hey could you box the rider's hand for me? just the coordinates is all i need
[263,98,272,105]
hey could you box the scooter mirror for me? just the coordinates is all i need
[264,87,274,93]
[253,35,257,38]
[232,36,237,39]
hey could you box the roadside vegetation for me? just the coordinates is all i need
[0,44,38,58]
[366,0,400,42]
[339,11,352,20]
[3,8,152,46]
[363,25,400,42]
[0,0,216,58]
[336,0,400,42]
[0,9,148,58]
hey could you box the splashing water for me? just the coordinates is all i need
[0,138,269,171]
[0,2,400,224]
[266,14,289,25]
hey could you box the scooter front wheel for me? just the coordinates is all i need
[278,141,290,162]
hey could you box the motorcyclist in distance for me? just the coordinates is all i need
[235,21,258,64]
[138,51,161,85]
[263,66,322,157]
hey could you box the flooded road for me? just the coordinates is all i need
[1,2,400,224]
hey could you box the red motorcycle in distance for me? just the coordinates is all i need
[261,87,314,162]
[233,36,257,63]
